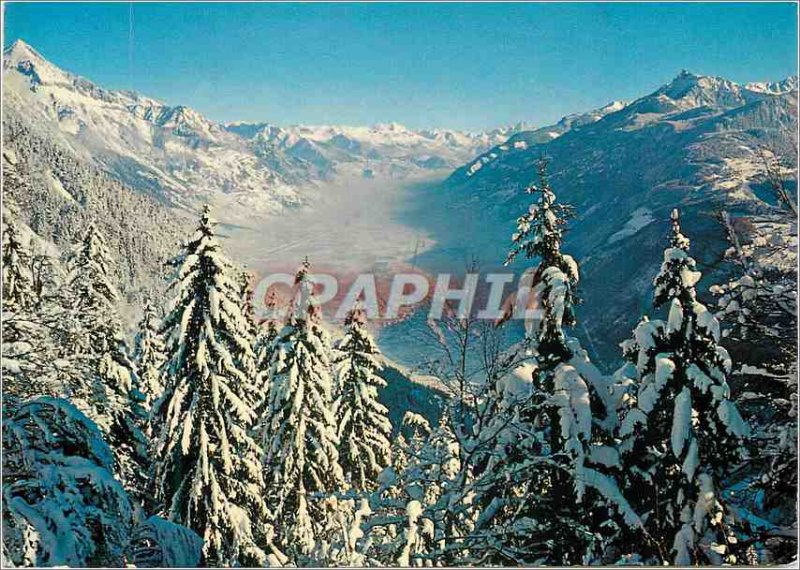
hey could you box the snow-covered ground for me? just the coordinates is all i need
[607,207,655,244]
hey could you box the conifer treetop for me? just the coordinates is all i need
[505,158,575,272]
[669,208,691,251]
[67,222,119,309]
[504,159,580,349]
[653,208,702,309]
[343,299,368,328]
[289,257,322,324]
[2,213,35,310]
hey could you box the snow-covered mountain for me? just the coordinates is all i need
[744,76,798,95]
[2,39,294,214]
[501,100,630,147]
[2,39,513,216]
[224,121,512,182]
[418,69,798,363]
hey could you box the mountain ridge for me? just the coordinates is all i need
[12,38,794,222]
[416,66,798,364]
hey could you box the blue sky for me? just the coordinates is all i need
[4,2,797,130]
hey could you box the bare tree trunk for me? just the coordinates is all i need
[718,210,747,267]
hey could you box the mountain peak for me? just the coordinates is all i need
[3,38,71,90]
[653,69,749,109]
[3,38,45,63]
[599,100,628,113]
[654,69,795,110]
[744,75,798,95]
[662,69,711,91]
[676,69,701,79]
[5,38,31,52]
[373,122,410,133]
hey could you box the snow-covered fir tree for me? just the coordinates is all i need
[234,268,261,411]
[62,222,148,502]
[333,302,393,492]
[62,223,132,417]
[132,301,166,412]
[467,160,637,564]
[2,397,134,567]
[505,160,579,354]
[261,259,346,561]
[1,210,61,412]
[150,206,273,567]
[617,209,751,564]
[253,290,282,417]
[2,209,35,311]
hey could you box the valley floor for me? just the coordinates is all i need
[222,172,445,276]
